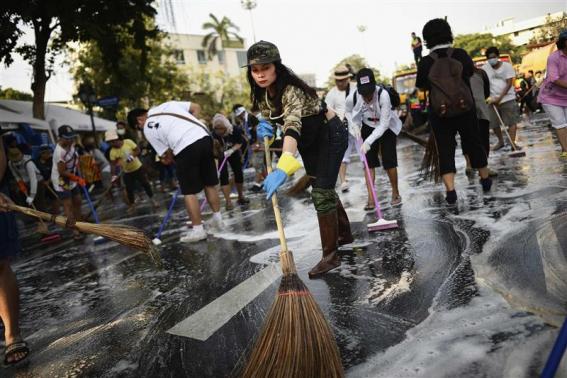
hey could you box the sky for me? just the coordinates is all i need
[0,0,565,102]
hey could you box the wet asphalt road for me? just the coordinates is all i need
[4,114,567,377]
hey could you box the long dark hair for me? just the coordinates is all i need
[247,61,318,115]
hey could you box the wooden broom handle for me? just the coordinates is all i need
[263,137,288,252]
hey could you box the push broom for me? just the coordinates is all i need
[241,138,344,377]
[492,104,526,158]
[355,138,398,232]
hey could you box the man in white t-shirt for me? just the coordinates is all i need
[482,46,521,150]
[128,102,223,243]
[325,65,356,193]
[345,68,402,210]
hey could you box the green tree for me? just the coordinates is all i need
[453,32,524,63]
[529,12,567,45]
[0,87,33,101]
[201,14,243,71]
[325,54,387,90]
[0,0,157,120]
[70,26,189,120]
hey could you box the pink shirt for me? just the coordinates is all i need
[538,50,567,107]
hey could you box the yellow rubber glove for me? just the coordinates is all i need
[276,152,302,176]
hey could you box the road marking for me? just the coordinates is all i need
[167,264,281,341]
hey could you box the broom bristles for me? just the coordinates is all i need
[420,131,441,183]
[8,204,160,264]
[285,174,314,197]
[242,273,344,378]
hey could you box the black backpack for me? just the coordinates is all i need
[353,85,401,110]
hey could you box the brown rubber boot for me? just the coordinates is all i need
[336,199,353,246]
[308,210,341,278]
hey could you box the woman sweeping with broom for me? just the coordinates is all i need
[242,40,346,377]
[245,40,353,278]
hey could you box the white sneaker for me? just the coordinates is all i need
[206,216,225,232]
[180,227,207,243]
[340,181,349,193]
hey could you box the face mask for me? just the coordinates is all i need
[117,129,126,136]
[488,58,499,66]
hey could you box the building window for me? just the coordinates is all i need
[237,51,247,68]
[173,50,185,65]
[197,50,207,64]
[218,51,225,65]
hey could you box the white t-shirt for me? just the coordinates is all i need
[325,83,355,120]
[144,101,209,156]
[51,143,78,191]
[482,61,516,103]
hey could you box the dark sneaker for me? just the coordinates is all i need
[480,177,492,192]
[446,190,457,204]
[249,184,262,193]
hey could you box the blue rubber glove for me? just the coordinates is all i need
[257,120,274,140]
[263,169,288,199]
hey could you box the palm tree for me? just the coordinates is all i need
[202,14,244,73]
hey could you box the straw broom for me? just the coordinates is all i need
[6,203,160,264]
[241,138,343,378]
[420,131,441,183]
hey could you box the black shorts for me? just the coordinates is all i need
[361,124,397,169]
[175,137,219,195]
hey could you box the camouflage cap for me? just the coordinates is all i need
[243,40,281,67]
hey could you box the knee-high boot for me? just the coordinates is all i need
[336,199,353,246]
[308,210,341,278]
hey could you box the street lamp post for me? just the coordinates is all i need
[78,83,98,146]
[357,25,368,59]
[241,0,257,43]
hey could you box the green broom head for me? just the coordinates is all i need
[242,258,344,377]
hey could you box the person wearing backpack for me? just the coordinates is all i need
[345,68,402,210]
[416,18,492,204]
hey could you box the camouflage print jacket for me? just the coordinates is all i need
[258,85,320,140]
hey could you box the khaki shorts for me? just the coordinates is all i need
[489,100,520,129]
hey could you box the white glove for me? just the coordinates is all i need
[26,196,34,206]
[361,140,371,154]
[224,148,234,157]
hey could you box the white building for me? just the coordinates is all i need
[166,33,248,78]
[483,12,565,46]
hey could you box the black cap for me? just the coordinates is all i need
[243,40,281,67]
[58,125,76,139]
[356,68,377,97]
